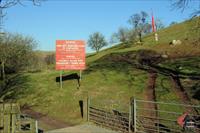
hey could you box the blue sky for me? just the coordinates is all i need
[3,0,198,53]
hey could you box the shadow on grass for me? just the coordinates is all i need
[192,82,200,100]
[55,73,80,87]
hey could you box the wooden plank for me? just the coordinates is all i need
[0,104,4,133]
[11,103,20,114]
[3,104,11,133]
[0,103,22,133]
[11,113,16,133]
[11,103,17,133]
[31,119,36,133]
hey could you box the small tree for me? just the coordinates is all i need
[44,54,55,65]
[87,32,108,53]
[155,19,165,30]
[170,21,178,26]
[128,11,149,42]
[110,27,130,44]
[0,33,37,80]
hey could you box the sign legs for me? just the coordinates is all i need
[60,70,63,89]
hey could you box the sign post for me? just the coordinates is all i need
[60,70,63,89]
[56,40,86,88]
[80,70,82,81]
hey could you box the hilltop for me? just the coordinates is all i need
[1,17,200,131]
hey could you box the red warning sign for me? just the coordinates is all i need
[56,40,86,70]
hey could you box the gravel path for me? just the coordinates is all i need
[46,124,119,133]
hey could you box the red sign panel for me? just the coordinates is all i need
[56,40,86,70]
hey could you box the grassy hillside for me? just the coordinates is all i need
[1,17,200,131]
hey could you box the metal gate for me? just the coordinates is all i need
[134,99,200,133]
[87,97,132,133]
[87,97,200,133]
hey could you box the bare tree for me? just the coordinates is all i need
[88,32,108,53]
[172,0,200,16]
[155,19,165,30]
[170,21,178,26]
[0,33,37,80]
[128,11,149,43]
[0,0,43,8]
[44,54,55,65]
[110,27,130,44]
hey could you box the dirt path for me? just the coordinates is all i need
[22,108,73,130]
[143,71,158,133]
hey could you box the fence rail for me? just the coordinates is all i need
[87,97,131,133]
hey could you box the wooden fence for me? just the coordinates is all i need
[0,103,38,133]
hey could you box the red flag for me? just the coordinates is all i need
[152,13,156,32]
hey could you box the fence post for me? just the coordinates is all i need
[35,120,38,133]
[133,98,137,133]
[0,103,4,133]
[3,104,11,133]
[129,97,133,133]
[11,114,16,133]
[87,97,90,122]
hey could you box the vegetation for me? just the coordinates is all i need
[0,0,43,8]
[128,11,151,42]
[110,27,130,44]
[0,33,37,77]
[155,18,165,30]
[0,33,39,99]
[110,11,165,46]
[87,32,108,53]
[0,0,200,130]
[172,0,200,16]
[0,17,199,131]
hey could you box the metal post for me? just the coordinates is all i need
[35,120,38,133]
[157,103,159,133]
[0,8,5,81]
[87,97,90,122]
[60,71,62,89]
[80,70,82,81]
[134,98,137,133]
[129,98,133,133]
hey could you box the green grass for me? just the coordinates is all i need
[159,57,200,74]
[1,17,200,130]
